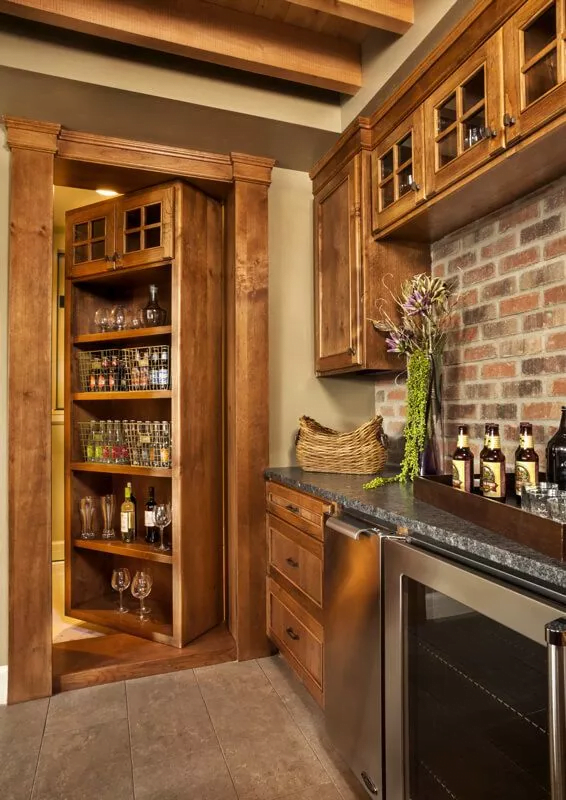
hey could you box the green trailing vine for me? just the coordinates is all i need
[364,350,431,490]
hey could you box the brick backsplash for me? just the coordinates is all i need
[375,173,566,471]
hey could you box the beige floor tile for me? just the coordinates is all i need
[132,744,237,800]
[276,783,343,800]
[257,655,325,736]
[45,681,127,735]
[0,698,49,800]
[195,658,273,702]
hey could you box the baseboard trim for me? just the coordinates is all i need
[0,665,7,705]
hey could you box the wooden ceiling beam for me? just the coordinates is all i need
[284,0,414,34]
[0,0,362,93]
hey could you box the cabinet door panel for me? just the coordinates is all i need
[504,0,566,143]
[115,185,175,269]
[372,107,426,234]
[424,31,504,196]
[314,157,362,373]
[65,200,115,279]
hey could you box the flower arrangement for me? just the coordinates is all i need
[364,273,455,490]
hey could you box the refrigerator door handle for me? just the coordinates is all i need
[546,618,566,800]
[326,515,381,540]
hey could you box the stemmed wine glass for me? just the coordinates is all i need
[154,503,172,552]
[131,570,153,619]
[111,567,131,614]
[94,307,111,332]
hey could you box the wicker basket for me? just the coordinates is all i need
[295,415,388,475]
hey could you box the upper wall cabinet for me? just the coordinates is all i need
[66,185,175,279]
[314,155,363,374]
[504,0,566,143]
[371,107,426,234]
[424,31,504,197]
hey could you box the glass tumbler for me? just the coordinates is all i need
[79,496,96,539]
[548,491,566,523]
[101,494,116,539]
[530,488,559,518]
[521,484,537,512]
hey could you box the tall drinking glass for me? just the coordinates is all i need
[101,494,116,539]
[79,496,96,539]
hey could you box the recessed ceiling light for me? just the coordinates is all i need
[96,188,120,197]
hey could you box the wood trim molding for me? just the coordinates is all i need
[285,0,414,33]
[310,117,371,191]
[230,153,276,186]
[2,116,60,153]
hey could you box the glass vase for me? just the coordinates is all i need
[419,353,444,476]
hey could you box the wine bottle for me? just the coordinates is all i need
[515,422,539,500]
[159,347,169,389]
[127,481,137,532]
[144,486,158,544]
[546,407,566,488]
[150,349,160,390]
[142,284,166,327]
[452,425,474,492]
[120,485,136,543]
[480,424,506,502]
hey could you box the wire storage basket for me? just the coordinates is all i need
[78,420,172,468]
[77,345,170,392]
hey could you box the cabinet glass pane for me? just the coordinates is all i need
[144,227,162,249]
[381,181,394,209]
[397,133,412,166]
[73,244,88,264]
[398,165,414,197]
[406,580,550,800]
[525,48,558,105]
[463,110,486,150]
[437,93,457,132]
[125,231,142,252]
[145,203,161,226]
[125,208,142,230]
[462,67,485,113]
[73,223,88,243]
[91,218,106,239]
[524,4,556,62]
[381,150,394,180]
[438,130,458,167]
[91,240,105,261]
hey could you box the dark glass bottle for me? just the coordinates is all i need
[480,424,506,502]
[144,486,159,544]
[142,284,166,327]
[452,424,474,493]
[515,422,539,500]
[479,423,491,464]
[546,407,566,488]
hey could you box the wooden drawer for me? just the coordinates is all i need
[266,481,332,541]
[267,578,323,699]
[267,514,323,608]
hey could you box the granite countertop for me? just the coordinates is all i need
[265,466,566,599]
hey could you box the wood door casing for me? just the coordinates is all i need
[371,107,426,235]
[424,30,505,197]
[65,198,115,279]
[314,155,362,374]
[504,0,566,144]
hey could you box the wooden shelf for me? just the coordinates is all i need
[71,462,173,477]
[72,261,172,287]
[73,326,172,345]
[71,595,173,645]
[74,537,173,565]
[72,390,172,401]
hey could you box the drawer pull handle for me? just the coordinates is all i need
[286,557,299,568]
[286,504,300,514]
[286,627,300,641]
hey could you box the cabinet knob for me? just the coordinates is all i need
[503,113,516,128]
[484,126,498,139]
[286,557,299,568]
[285,627,300,641]
[348,346,357,356]
[409,180,420,192]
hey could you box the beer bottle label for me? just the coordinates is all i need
[515,461,538,496]
[481,462,506,498]
[452,459,471,492]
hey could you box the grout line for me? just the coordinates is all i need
[123,681,137,800]
[193,667,241,799]
[28,696,51,800]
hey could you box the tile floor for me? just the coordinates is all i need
[0,655,367,800]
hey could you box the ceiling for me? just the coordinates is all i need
[0,0,414,94]
[53,186,103,230]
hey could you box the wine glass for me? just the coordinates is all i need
[131,570,153,618]
[109,305,127,331]
[130,308,146,329]
[111,567,131,614]
[94,307,111,332]
[154,503,172,552]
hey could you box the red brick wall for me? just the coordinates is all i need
[375,175,566,470]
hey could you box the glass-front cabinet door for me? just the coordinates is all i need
[116,185,175,269]
[504,0,566,144]
[65,199,115,279]
[424,31,504,196]
[371,107,425,234]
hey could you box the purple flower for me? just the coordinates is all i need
[403,289,433,316]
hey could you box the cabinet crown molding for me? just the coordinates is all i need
[2,116,61,153]
[230,152,275,185]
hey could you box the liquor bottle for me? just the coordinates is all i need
[480,424,506,502]
[150,349,160,389]
[160,421,171,467]
[94,423,103,463]
[452,425,474,493]
[111,421,123,464]
[144,486,158,544]
[139,349,149,390]
[108,352,119,392]
[86,420,96,462]
[159,347,169,389]
[131,351,141,390]
[101,420,112,464]
[515,422,539,500]
[88,357,97,392]
[142,284,167,327]
[120,484,136,543]
[546,407,566,488]
[98,354,108,392]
